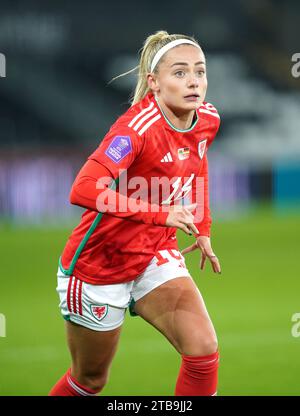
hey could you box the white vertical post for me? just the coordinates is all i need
[0,53,6,78]
[0,314,6,337]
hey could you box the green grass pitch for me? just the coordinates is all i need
[0,206,299,395]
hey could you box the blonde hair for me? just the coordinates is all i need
[109,30,200,106]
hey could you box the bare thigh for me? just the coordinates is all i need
[134,277,218,356]
[65,320,122,390]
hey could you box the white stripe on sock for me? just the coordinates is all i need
[67,376,96,396]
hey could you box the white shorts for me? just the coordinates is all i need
[56,249,191,331]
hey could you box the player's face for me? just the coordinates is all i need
[149,45,207,114]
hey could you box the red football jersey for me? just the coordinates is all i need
[60,92,220,284]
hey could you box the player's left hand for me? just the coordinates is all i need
[181,235,221,274]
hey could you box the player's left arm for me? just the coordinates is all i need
[181,154,221,274]
[181,106,221,274]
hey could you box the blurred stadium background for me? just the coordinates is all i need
[0,0,300,396]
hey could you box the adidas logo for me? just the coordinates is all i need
[161,152,173,162]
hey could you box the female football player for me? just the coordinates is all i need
[49,30,221,397]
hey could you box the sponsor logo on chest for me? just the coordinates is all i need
[178,147,190,160]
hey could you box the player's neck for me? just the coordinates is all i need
[155,97,196,130]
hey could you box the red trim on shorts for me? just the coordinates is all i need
[168,249,182,260]
[73,278,78,314]
[67,277,73,313]
[78,280,83,316]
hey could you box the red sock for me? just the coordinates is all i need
[49,368,99,396]
[175,350,219,396]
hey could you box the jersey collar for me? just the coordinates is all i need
[153,94,199,133]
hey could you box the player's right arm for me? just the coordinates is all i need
[164,204,199,235]
[70,125,198,235]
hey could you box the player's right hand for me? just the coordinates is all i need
[165,203,199,236]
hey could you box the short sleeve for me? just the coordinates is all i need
[88,124,143,179]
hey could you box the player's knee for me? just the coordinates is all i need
[178,334,218,357]
[197,337,218,356]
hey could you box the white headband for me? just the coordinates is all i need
[150,39,200,73]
